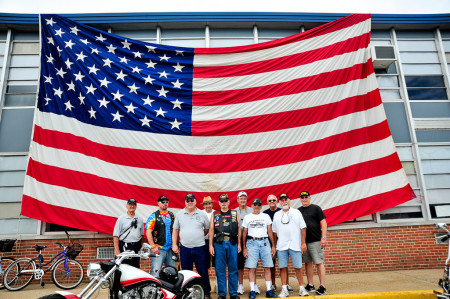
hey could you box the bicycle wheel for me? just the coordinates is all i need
[51,258,84,289]
[0,257,15,290]
[3,258,35,291]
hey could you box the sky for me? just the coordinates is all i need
[0,0,449,14]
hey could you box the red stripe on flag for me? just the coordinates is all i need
[22,195,117,234]
[194,33,370,78]
[193,61,374,106]
[32,120,391,173]
[194,14,370,54]
[26,152,402,214]
[324,185,416,226]
[192,90,381,136]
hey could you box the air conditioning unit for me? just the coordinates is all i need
[371,45,396,69]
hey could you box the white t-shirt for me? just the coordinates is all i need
[272,208,306,251]
[202,209,215,240]
[242,213,272,238]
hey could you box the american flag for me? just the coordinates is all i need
[22,13,415,233]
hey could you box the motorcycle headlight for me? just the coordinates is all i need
[87,263,102,279]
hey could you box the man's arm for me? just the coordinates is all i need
[172,228,180,254]
[209,213,215,256]
[145,215,160,255]
[242,227,248,258]
[113,236,120,257]
[301,227,307,253]
[237,214,242,253]
[267,225,276,257]
[320,218,328,248]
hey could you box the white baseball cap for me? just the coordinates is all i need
[238,191,248,197]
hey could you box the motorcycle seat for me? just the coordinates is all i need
[35,245,47,252]
[159,272,185,292]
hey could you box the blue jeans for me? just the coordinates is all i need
[214,241,238,297]
[180,244,211,295]
[150,248,177,277]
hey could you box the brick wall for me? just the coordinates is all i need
[2,224,446,283]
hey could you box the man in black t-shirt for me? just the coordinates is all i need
[298,191,328,296]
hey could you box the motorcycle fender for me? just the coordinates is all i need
[55,290,80,299]
[119,263,161,288]
[179,270,202,291]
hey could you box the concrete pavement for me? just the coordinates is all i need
[0,269,443,298]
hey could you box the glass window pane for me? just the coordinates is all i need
[10,55,40,67]
[383,102,411,143]
[0,218,39,234]
[370,40,391,46]
[422,160,450,174]
[443,40,450,52]
[405,76,444,87]
[161,29,204,38]
[0,32,7,40]
[210,28,253,38]
[0,108,35,152]
[411,102,450,118]
[380,89,401,100]
[0,187,23,203]
[401,161,416,174]
[7,84,37,93]
[371,30,391,39]
[161,39,204,48]
[8,67,39,80]
[407,88,447,100]
[427,189,450,204]
[442,31,450,38]
[0,42,6,54]
[397,40,437,52]
[0,156,28,171]
[400,52,439,63]
[419,146,450,159]
[12,42,39,54]
[210,38,254,47]
[396,146,413,160]
[407,174,418,188]
[258,29,300,38]
[377,76,399,87]
[13,32,39,40]
[0,171,25,186]
[424,174,450,188]
[374,63,397,75]
[402,64,442,75]
[416,130,450,142]
[396,30,435,39]
[113,30,157,40]
[4,94,36,107]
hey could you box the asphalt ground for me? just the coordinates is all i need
[0,268,442,299]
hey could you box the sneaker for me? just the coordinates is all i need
[305,284,315,292]
[299,286,309,297]
[278,289,289,298]
[249,291,256,299]
[238,284,245,295]
[266,289,278,298]
[315,285,326,295]
[254,284,261,295]
[271,285,277,292]
[286,285,293,293]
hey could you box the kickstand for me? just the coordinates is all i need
[40,278,45,288]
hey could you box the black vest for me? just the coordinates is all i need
[152,210,175,246]
[213,210,239,245]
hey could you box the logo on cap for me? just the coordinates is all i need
[238,191,247,197]
[300,191,310,197]
[127,198,137,204]
[158,195,169,202]
[279,193,289,199]
[219,194,229,201]
[185,193,196,200]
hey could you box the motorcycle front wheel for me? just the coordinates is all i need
[181,284,204,299]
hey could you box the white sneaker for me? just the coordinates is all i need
[237,284,245,295]
[287,285,294,293]
[279,289,290,298]
[254,284,260,294]
[299,286,309,297]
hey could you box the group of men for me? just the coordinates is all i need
[112,191,327,299]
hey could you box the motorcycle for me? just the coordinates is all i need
[38,243,204,299]
[435,223,450,299]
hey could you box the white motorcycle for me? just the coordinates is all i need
[435,223,450,299]
[38,243,205,299]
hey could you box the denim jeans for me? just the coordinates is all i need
[214,241,238,297]
[180,244,211,295]
[150,248,177,277]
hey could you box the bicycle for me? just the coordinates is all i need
[435,223,450,299]
[2,231,84,291]
[0,239,16,290]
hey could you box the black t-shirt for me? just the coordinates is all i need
[220,210,232,234]
[263,207,281,221]
[298,204,326,243]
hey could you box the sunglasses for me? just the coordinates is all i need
[268,199,277,203]
[160,200,169,204]
[186,199,195,203]
[300,196,309,199]
[253,203,262,206]
[219,199,229,203]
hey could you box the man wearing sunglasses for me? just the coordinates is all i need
[272,194,308,297]
[209,194,241,299]
[298,191,327,296]
[145,195,176,277]
[242,198,277,298]
[172,193,212,299]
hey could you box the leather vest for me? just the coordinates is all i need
[213,210,239,245]
[152,210,175,246]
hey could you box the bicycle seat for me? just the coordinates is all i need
[35,245,47,252]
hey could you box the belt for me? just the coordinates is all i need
[223,236,231,241]
[249,237,268,241]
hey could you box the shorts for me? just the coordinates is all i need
[277,249,302,269]
[237,248,246,270]
[245,239,274,268]
[302,241,324,264]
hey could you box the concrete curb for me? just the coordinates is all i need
[298,290,437,298]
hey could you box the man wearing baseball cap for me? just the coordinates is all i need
[145,195,176,276]
[298,191,327,296]
[113,198,145,268]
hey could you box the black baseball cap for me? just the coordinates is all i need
[219,194,229,202]
[185,193,196,200]
[279,193,289,200]
[300,191,310,197]
[127,198,137,205]
[158,195,169,202]
[253,198,262,205]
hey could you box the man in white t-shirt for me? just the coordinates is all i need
[242,198,277,299]
[272,193,308,297]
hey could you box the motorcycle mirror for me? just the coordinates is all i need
[436,223,447,230]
